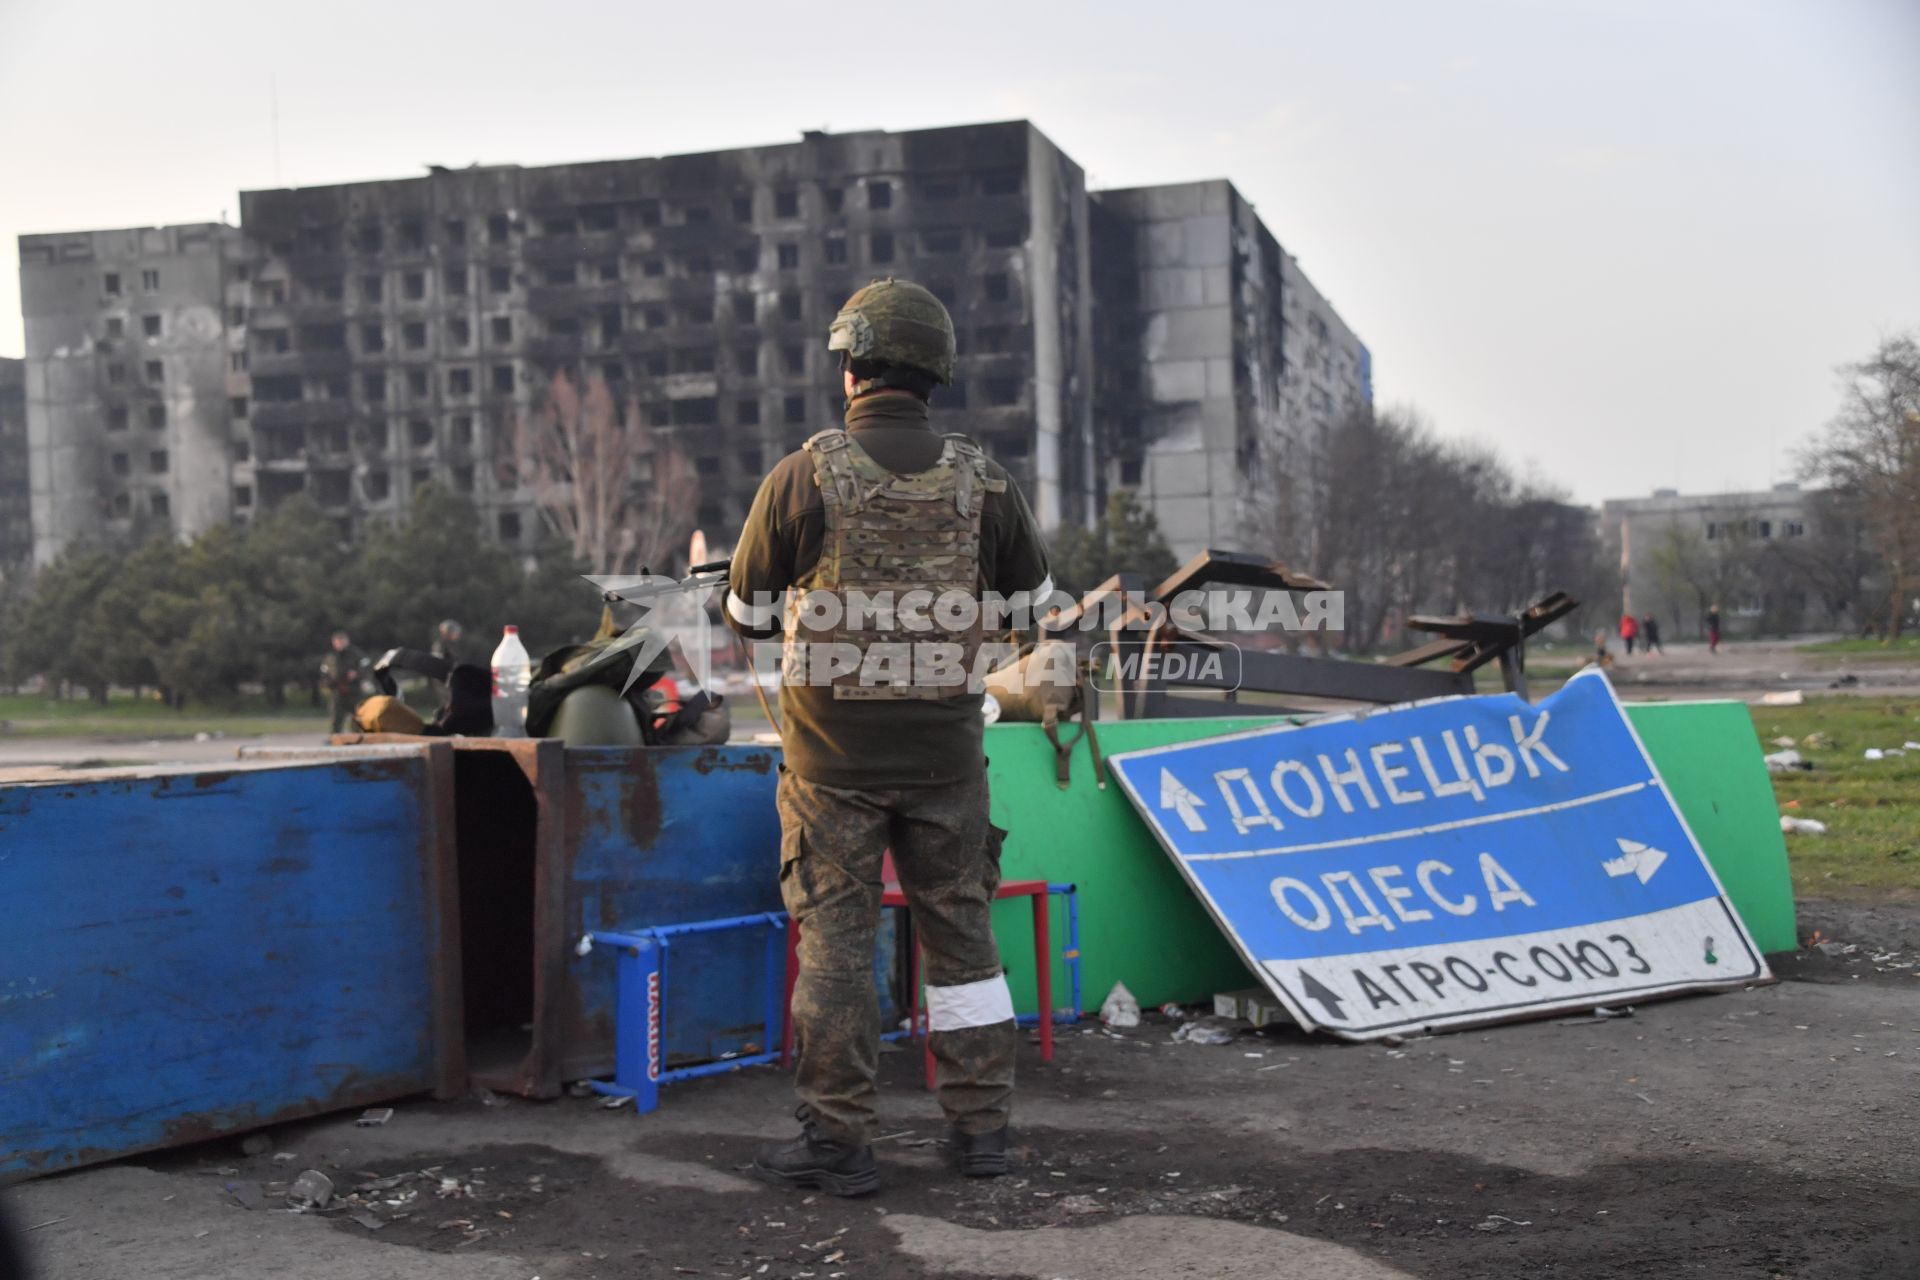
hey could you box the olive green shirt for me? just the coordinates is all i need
[727,394,1052,788]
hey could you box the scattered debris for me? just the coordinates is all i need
[225,1180,264,1210]
[599,1093,634,1110]
[1556,1005,1634,1025]
[286,1169,334,1211]
[1213,987,1287,1027]
[356,1107,394,1127]
[349,1210,386,1231]
[1803,731,1832,749]
[1171,1017,1239,1045]
[1781,815,1829,834]
[567,1081,596,1098]
[575,933,596,957]
[1828,674,1860,689]
[239,1134,272,1157]
[1769,735,1797,748]
[23,1217,69,1233]
[1763,748,1810,772]
[1100,981,1141,1029]
[271,1152,298,1164]
[1758,690,1804,706]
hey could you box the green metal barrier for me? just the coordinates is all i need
[985,701,1796,1012]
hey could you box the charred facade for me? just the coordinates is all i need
[1091,180,1370,560]
[17,224,245,564]
[0,356,28,571]
[17,125,1368,568]
[234,121,1093,553]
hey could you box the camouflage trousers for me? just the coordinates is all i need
[777,764,1015,1147]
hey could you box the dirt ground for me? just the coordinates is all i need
[7,898,1915,1280]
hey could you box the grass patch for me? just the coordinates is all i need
[1752,697,1920,899]
[1797,635,1920,661]
[0,692,327,741]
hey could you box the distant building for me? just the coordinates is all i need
[17,122,1366,569]
[0,357,28,570]
[1092,179,1370,559]
[1600,482,1850,637]
[234,121,1094,552]
[17,224,244,563]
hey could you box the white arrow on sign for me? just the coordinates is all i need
[1159,768,1209,833]
[1602,838,1668,885]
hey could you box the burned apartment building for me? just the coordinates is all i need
[17,123,1368,570]
[0,357,29,571]
[1092,180,1371,562]
[233,121,1094,553]
[17,224,246,564]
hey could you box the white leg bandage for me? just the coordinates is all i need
[926,974,1015,1032]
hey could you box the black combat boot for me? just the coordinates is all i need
[752,1108,879,1197]
[948,1125,1009,1178]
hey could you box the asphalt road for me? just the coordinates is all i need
[5,900,1915,1280]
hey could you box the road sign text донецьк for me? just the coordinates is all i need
[1106,669,1769,1040]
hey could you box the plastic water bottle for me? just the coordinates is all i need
[490,625,532,738]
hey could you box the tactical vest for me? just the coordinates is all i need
[785,428,1000,700]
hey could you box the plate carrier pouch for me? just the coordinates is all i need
[785,428,1001,700]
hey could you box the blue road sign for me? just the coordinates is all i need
[1106,669,1770,1039]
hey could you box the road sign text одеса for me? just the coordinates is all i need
[1106,670,1770,1039]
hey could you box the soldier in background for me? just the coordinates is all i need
[431,619,466,715]
[431,618,465,666]
[726,279,1052,1197]
[320,630,366,736]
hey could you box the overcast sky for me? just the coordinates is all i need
[3,0,1915,506]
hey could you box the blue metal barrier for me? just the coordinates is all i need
[584,915,790,1113]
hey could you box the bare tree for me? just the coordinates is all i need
[1644,516,1760,634]
[1765,487,1870,633]
[1798,333,1920,640]
[496,371,699,575]
[1243,404,1604,652]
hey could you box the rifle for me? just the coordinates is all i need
[594,559,732,607]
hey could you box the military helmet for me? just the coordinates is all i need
[546,683,643,747]
[826,278,956,384]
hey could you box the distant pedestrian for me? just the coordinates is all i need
[1707,604,1722,654]
[1619,613,1639,656]
[320,630,366,735]
[1593,629,1612,668]
[1641,615,1664,655]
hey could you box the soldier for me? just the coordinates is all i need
[725,279,1052,1197]
[430,618,465,667]
[320,630,366,735]
[431,619,465,715]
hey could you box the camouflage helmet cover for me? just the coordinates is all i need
[826,277,956,384]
